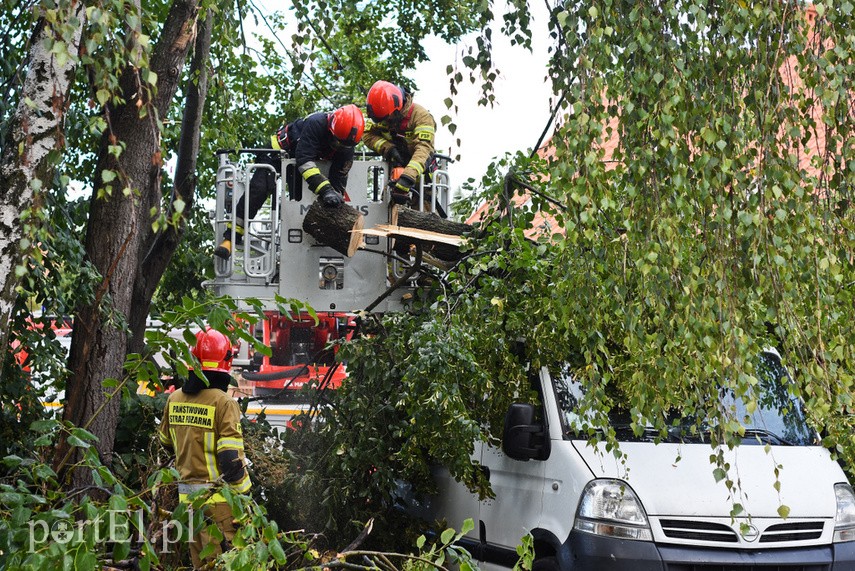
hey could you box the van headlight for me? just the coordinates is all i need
[834,483,855,543]
[574,479,653,541]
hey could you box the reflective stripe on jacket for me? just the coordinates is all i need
[158,387,252,503]
[287,112,355,194]
[363,97,436,181]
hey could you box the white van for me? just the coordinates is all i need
[430,352,855,570]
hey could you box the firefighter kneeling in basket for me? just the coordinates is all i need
[215,104,365,259]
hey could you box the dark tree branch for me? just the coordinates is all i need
[128,7,212,356]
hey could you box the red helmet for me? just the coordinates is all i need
[366,80,404,121]
[329,104,365,145]
[192,328,233,374]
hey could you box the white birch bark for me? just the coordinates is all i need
[0,1,85,358]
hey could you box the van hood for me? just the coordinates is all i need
[571,441,845,518]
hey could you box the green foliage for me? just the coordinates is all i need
[0,417,319,570]
[513,533,534,571]
[293,2,855,517]
[283,305,532,543]
[407,518,476,571]
[554,0,850,444]
[113,391,170,489]
[290,0,483,95]
[325,312,496,502]
[0,420,166,570]
[2,290,347,568]
[0,344,49,460]
[1,413,483,570]
[150,207,215,313]
[450,0,854,476]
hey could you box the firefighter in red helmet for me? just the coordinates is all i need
[216,104,365,259]
[158,327,251,568]
[364,80,436,205]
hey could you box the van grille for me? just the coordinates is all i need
[660,520,739,543]
[759,522,824,543]
[660,519,825,544]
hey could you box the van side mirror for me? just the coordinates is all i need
[503,403,548,461]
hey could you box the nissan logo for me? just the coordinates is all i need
[740,523,760,542]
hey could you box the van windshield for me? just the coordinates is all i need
[551,352,817,446]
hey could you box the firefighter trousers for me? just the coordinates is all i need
[189,502,237,569]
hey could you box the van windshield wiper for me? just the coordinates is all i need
[741,428,793,446]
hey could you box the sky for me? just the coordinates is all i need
[405,3,556,190]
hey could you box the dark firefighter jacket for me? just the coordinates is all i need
[273,112,355,195]
[363,95,436,182]
[158,371,252,503]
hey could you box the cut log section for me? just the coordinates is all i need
[388,205,473,261]
[302,200,364,257]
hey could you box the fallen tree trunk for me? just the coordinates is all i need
[390,206,473,261]
[302,201,364,257]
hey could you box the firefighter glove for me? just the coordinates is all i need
[318,186,344,208]
[392,173,416,193]
[389,173,416,205]
[384,147,406,167]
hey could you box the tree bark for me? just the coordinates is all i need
[60,0,200,485]
[0,2,85,362]
[302,201,365,257]
[391,206,472,261]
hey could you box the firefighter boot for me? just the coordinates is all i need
[214,239,232,260]
[214,224,244,259]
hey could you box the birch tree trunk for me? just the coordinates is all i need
[0,1,85,362]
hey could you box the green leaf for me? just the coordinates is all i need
[74,550,96,571]
[68,435,91,448]
[71,427,98,442]
[30,419,56,432]
[113,541,131,564]
[183,329,198,345]
[3,455,24,468]
[96,89,110,106]
[33,434,52,446]
[269,538,287,564]
[109,494,128,511]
